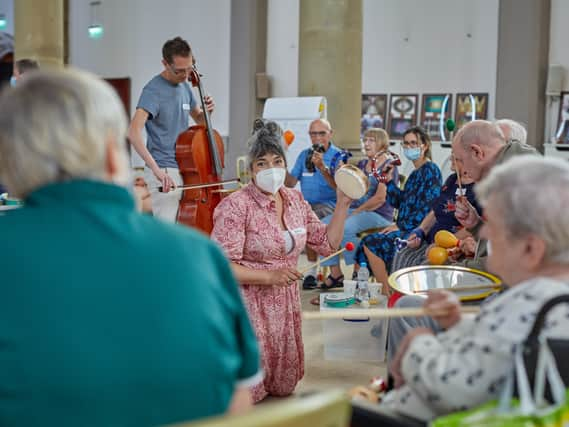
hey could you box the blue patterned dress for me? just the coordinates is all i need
[355,161,442,272]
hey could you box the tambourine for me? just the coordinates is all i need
[330,150,369,200]
[370,151,402,184]
[388,265,502,302]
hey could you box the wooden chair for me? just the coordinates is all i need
[168,390,351,427]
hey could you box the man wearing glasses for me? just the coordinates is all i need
[129,36,215,222]
[285,118,342,289]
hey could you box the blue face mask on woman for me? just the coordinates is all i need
[404,147,422,161]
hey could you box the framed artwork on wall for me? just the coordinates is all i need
[420,93,452,141]
[387,94,418,139]
[454,93,488,130]
[361,94,387,135]
[556,91,569,145]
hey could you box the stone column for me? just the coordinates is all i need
[14,0,64,67]
[228,0,267,178]
[299,0,362,151]
[495,0,550,150]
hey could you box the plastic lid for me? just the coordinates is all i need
[360,262,367,268]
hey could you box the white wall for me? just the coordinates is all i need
[266,0,499,122]
[69,0,231,137]
[362,0,499,120]
[0,0,13,35]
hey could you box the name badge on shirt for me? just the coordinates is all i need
[182,103,191,111]
[291,228,306,236]
[455,188,466,196]
[302,172,314,177]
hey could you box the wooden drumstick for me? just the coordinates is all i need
[302,305,480,320]
[299,242,355,275]
[452,153,464,194]
[414,284,502,293]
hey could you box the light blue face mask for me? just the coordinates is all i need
[404,147,422,161]
[9,76,17,87]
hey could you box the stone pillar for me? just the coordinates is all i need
[495,0,550,150]
[14,0,64,67]
[299,0,362,151]
[228,0,267,178]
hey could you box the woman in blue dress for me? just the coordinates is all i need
[354,126,442,291]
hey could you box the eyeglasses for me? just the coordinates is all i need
[401,140,421,148]
[309,131,328,137]
[169,64,193,76]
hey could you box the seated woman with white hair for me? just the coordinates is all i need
[378,156,569,421]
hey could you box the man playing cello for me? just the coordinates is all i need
[128,36,215,222]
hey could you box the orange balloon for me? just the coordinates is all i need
[283,130,295,146]
[428,246,448,265]
[434,230,458,249]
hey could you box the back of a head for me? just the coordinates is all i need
[495,118,528,144]
[476,156,569,264]
[455,120,506,149]
[0,68,128,198]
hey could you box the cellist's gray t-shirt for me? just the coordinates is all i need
[137,74,197,168]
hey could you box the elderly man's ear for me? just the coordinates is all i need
[521,234,547,272]
[470,144,485,161]
[105,137,130,185]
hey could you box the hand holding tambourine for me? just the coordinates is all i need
[330,150,369,200]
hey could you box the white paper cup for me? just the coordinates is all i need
[343,279,357,297]
[369,282,383,304]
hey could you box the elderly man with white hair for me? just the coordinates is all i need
[0,69,261,426]
[379,156,569,421]
[495,118,528,144]
[386,120,539,368]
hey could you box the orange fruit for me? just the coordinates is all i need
[428,246,448,265]
[434,230,458,249]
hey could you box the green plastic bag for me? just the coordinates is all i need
[432,342,569,427]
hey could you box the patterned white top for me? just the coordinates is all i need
[382,277,569,421]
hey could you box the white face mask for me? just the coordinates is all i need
[255,167,286,194]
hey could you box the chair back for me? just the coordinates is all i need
[168,390,351,427]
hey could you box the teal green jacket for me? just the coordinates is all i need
[0,180,260,427]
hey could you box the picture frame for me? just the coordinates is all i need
[556,91,569,145]
[454,93,488,130]
[361,94,387,135]
[387,94,418,139]
[420,93,453,141]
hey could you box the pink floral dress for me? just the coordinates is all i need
[211,183,334,402]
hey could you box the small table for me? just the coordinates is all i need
[319,293,388,362]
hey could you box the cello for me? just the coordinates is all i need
[174,61,236,234]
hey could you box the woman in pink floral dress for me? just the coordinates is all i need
[211,120,351,402]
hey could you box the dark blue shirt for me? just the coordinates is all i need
[426,173,482,243]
